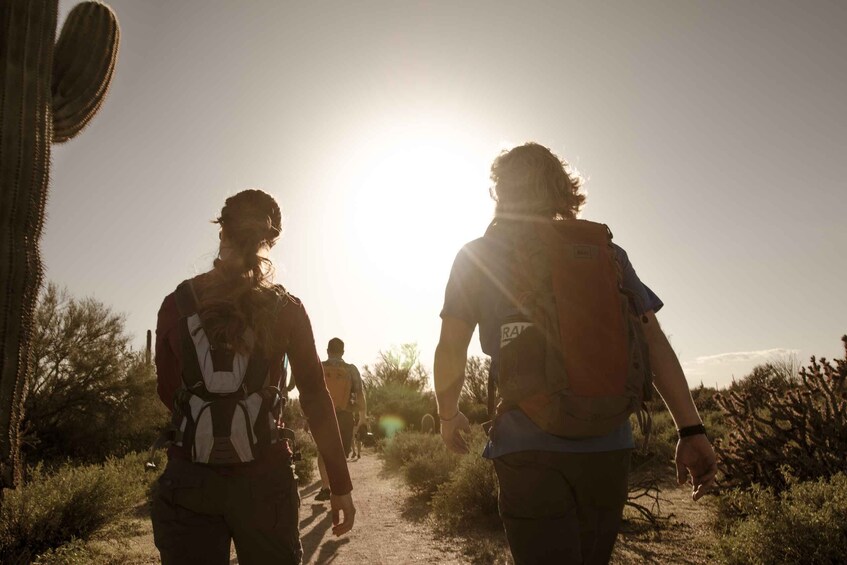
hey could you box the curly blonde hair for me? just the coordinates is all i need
[490,142,585,221]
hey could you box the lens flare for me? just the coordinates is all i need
[378,414,406,438]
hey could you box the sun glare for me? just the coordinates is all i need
[338,125,494,285]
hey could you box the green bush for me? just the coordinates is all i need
[361,344,438,437]
[701,409,729,443]
[293,429,317,486]
[0,452,156,563]
[458,401,489,426]
[281,398,307,432]
[630,410,676,470]
[381,431,447,472]
[690,383,721,412]
[717,473,847,565]
[403,450,461,498]
[431,431,499,532]
[25,284,169,463]
[460,356,492,425]
[366,383,436,438]
[378,431,459,497]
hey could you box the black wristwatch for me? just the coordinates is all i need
[677,423,706,439]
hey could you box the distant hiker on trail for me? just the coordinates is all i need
[152,189,355,565]
[316,338,368,500]
[434,143,717,565]
[351,413,372,460]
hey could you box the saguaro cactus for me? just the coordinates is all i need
[0,0,119,489]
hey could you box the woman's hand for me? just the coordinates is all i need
[330,492,356,536]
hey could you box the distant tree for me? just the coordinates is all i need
[362,344,435,435]
[22,284,168,462]
[459,356,492,424]
[460,356,490,406]
[728,356,799,399]
[362,343,429,392]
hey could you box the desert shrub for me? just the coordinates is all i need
[431,430,499,532]
[690,383,721,412]
[701,408,729,443]
[630,410,676,470]
[366,383,436,438]
[381,431,448,472]
[403,449,462,498]
[31,538,94,564]
[281,398,307,432]
[714,336,847,491]
[363,344,437,437]
[293,429,317,486]
[460,356,493,425]
[716,473,847,565]
[458,401,489,426]
[24,284,169,463]
[380,431,462,497]
[727,356,800,398]
[0,452,155,563]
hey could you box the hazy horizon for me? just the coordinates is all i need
[45,0,847,389]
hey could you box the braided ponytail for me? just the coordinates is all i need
[199,189,288,355]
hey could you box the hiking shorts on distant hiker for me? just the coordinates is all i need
[151,448,302,565]
[336,409,355,456]
[493,449,631,565]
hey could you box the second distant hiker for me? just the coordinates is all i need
[316,338,368,501]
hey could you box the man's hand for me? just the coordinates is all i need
[440,410,471,454]
[330,492,356,536]
[675,434,718,501]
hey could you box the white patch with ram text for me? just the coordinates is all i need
[501,322,532,348]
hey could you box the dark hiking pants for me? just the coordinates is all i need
[493,449,631,565]
[151,452,302,565]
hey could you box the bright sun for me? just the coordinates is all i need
[338,124,495,282]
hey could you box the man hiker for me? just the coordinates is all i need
[316,338,368,501]
[434,142,717,564]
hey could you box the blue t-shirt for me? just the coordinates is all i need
[440,223,664,459]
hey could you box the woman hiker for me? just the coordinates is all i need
[152,189,355,564]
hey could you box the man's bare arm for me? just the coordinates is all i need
[434,316,474,453]
[642,310,718,500]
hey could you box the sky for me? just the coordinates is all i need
[46,0,846,389]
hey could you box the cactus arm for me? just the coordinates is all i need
[0,0,57,490]
[51,1,118,143]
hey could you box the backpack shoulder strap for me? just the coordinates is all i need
[174,280,199,318]
[174,280,206,395]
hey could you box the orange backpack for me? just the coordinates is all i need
[495,219,653,439]
[323,362,354,411]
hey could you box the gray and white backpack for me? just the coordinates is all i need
[170,281,283,465]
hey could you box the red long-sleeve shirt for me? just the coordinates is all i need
[155,278,352,495]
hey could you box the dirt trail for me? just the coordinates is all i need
[91,450,466,564]
[297,452,464,564]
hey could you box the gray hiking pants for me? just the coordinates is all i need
[151,450,302,565]
[493,449,631,565]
